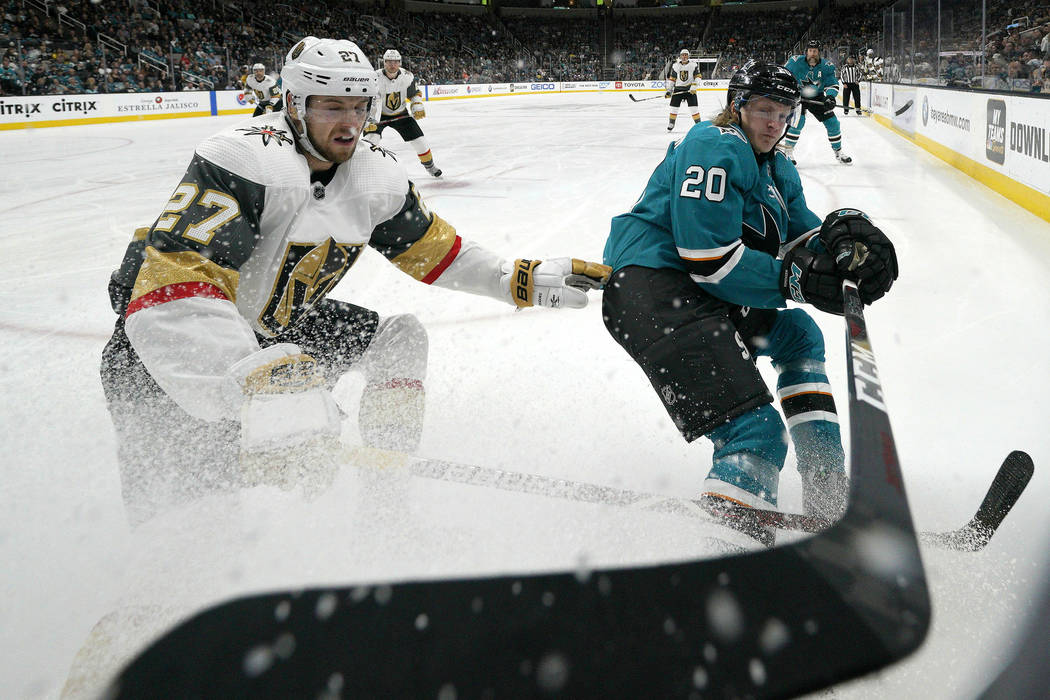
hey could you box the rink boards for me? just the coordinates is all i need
[2,79,1045,221]
[861,82,1050,222]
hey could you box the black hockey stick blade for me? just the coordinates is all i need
[920,451,1034,552]
[106,282,929,699]
[628,92,664,102]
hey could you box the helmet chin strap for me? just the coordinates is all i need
[284,92,331,163]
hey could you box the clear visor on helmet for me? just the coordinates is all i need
[304,96,372,124]
[738,93,801,128]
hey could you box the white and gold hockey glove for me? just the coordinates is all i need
[500,257,611,309]
[226,344,342,495]
[411,96,426,120]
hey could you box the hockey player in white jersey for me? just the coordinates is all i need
[664,49,702,132]
[244,62,282,117]
[363,49,441,177]
[100,36,611,525]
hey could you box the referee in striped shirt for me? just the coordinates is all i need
[840,56,863,114]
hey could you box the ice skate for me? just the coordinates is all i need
[835,150,852,164]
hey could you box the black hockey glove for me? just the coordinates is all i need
[819,208,898,304]
[780,246,844,315]
[822,95,838,115]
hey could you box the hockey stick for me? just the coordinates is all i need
[107,280,931,699]
[397,449,1028,551]
[802,98,872,115]
[628,93,665,102]
[919,450,1034,551]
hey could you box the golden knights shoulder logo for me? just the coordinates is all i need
[291,41,306,59]
[237,125,293,147]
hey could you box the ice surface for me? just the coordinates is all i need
[1,91,1049,698]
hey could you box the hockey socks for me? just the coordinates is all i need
[703,403,787,509]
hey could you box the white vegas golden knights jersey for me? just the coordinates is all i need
[114,112,505,421]
[375,68,420,118]
[244,73,280,105]
[666,59,702,92]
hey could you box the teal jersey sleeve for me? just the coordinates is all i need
[667,125,786,308]
[820,60,839,98]
[784,55,806,82]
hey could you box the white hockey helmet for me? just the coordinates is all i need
[280,37,378,158]
[383,49,402,62]
[680,49,690,57]
[252,62,265,71]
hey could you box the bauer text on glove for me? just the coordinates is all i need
[499,258,611,309]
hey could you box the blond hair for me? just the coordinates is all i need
[710,103,738,127]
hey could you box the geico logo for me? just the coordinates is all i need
[530,83,555,90]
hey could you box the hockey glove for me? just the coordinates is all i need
[819,208,898,304]
[823,95,838,114]
[227,345,342,491]
[412,105,426,120]
[664,90,672,99]
[780,246,844,315]
[500,258,612,309]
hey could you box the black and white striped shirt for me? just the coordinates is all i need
[840,64,863,84]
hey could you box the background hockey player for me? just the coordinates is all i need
[782,41,851,164]
[601,61,897,542]
[862,48,884,81]
[664,48,702,132]
[244,62,282,116]
[364,49,441,177]
[100,36,610,525]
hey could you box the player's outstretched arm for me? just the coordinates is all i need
[369,185,609,309]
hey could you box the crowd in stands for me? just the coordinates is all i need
[2,0,1048,98]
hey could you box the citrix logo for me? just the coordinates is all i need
[0,101,41,116]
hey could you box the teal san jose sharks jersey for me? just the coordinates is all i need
[785,55,839,100]
[603,121,822,309]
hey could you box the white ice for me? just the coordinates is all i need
[2,91,1049,698]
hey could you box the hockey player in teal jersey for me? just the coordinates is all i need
[783,41,852,164]
[601,62,897,541]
